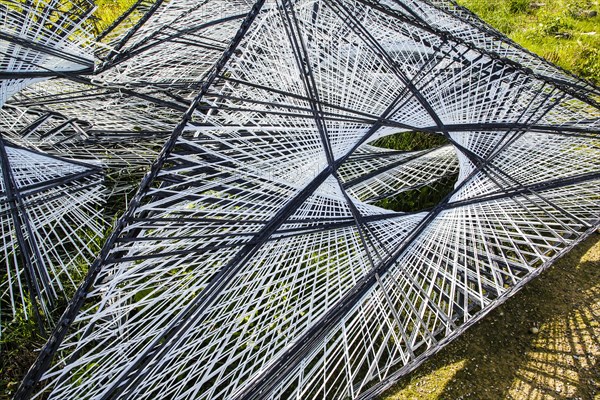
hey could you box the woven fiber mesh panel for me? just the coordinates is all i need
[1,0,598,399]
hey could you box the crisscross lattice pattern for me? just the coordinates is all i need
[5,0,600,399]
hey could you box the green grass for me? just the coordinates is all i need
[456,0,600,85]
[0,305,44,399]
[371,132,449,152]
[93,0,138,34]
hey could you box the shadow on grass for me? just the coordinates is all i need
[383,233,600,400]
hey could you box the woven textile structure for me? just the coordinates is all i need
[0,141,105,332]
[0,0,95,106]
[7,0,600,399]
[0,0,106,334]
